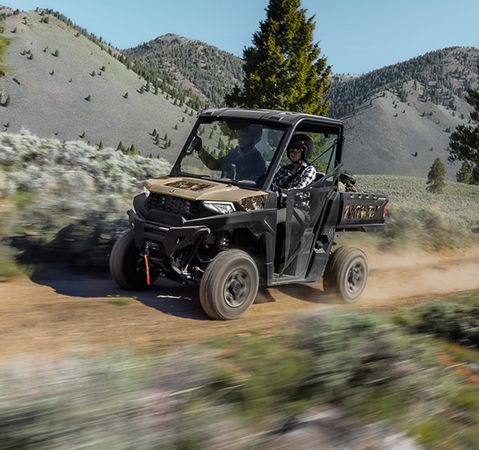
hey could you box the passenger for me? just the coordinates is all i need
[195,124,266,182]
[272,134,316,210]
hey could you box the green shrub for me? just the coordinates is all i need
[0,36,11,80]
[0,243,22,280]
[407,296,479,348]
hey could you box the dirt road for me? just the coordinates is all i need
[0,246,478,359]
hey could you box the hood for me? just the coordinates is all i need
[144,176,269,203]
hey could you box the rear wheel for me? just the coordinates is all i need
[323,246,368,303]
[109,230,156,290]
[200,249,259,320]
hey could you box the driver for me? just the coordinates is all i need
[195,124,266,181]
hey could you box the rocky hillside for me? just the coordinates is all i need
[0,10,197,162]
[331,47,479,178]
[125,34,243,106]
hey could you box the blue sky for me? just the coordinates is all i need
[4,0,479,74]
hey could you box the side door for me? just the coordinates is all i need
[274,124,342,280]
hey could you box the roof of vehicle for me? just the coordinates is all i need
[199,108,344,127]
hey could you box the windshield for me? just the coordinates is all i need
[174,119,286,188]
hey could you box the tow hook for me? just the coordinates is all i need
[142,243,151,286]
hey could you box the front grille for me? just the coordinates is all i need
[146,193,201,219]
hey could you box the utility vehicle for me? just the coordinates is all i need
[110,108,388,319]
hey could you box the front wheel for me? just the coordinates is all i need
[200,249,259,320]
[323,246,368,303]
[109,230,156,290]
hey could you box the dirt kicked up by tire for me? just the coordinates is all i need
[200,249,259,320]
[323,246,369,303]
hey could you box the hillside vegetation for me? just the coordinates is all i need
[0,133,170,248]
[0,10,196,160]
[126,34,244,107]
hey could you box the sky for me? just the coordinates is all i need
[3,0,479,74]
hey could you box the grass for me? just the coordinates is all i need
[0,36,10,76]
[107,297,132,306]
[358,174,479,233]
[339,175,479,251]
[0,243,22,280]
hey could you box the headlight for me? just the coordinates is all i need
[238,195,268,211]
[203,201,235,214]
[143,186,150,198]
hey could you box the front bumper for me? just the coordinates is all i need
[128,209,210,255]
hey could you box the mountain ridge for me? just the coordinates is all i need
[125,34,243,106]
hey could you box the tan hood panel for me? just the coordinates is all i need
[144,177,268,202]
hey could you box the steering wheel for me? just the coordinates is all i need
[186,135,202,155]
[221,162,237,180]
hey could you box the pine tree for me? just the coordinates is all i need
[426,158,446,193]
[448,81,479,184]
[456,161,473,184]
[225,0,330,114]
[117,141,125,153]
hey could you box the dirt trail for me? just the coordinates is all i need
[0,246,478,360]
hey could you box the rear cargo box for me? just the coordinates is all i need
[336,191,388,232]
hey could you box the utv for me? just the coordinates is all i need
[110,108,388,320]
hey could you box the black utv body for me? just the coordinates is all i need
[110,108,388,319]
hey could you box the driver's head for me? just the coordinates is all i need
[238,124,262,151]
[287,134,313,163]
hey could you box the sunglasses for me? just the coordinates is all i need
[288,145,306,154]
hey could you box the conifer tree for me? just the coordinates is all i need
[456,161,473,184]
[225,0,330,114]
[448,83,479,184]
[426,157,446,193]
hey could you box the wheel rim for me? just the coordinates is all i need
[223,269,250,308]
[345,260,366,296]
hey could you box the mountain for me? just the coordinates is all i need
[125,34,243,106]
[2,7,478,180]
[328,47,479,178]
[0,10,197,161]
